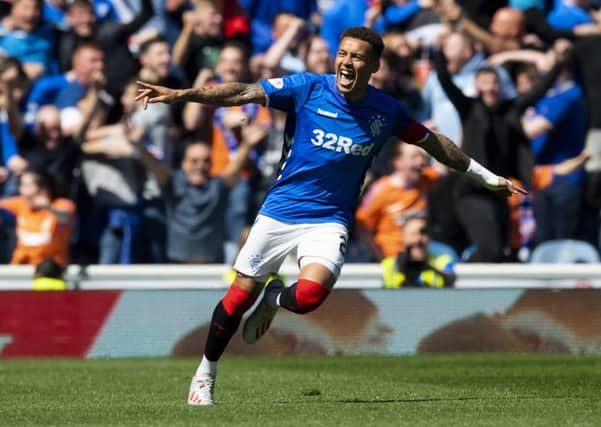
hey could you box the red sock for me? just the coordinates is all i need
[279,278,329,314]
[222,284,256,317]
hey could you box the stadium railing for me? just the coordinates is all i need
[1,263,601,289]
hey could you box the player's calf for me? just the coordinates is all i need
[205,285,256,360]
[279,278,329,314]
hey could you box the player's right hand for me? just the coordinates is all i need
[136,81,180,109]
[488,177,528,198]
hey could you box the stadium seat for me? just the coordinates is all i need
[428,240,459,263]
[529,239,600,264]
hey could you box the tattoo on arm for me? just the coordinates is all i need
[419,131,470,172]
[180,83,266,106]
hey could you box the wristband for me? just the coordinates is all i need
[466,158,500,187]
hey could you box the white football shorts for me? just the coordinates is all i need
[233,214,349,281]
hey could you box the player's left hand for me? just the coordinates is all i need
[488,177,528,197]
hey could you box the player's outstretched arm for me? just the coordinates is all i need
[418,130,527,197]
[136,81,267,109]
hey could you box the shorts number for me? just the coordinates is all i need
[339,235,347,256]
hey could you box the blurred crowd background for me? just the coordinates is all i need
[0,0,600,272]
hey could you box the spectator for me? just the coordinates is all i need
[0,57,29,199]
[134,135,263,264]
[509,150,591,258]
[369,48,422,114]
[381,212,455,288]
[254,13,307,76]
[24,41,114,127]
[172,0,224,83]
[125,70,174,262]
[356,142,440,261]
[433,41,568,261]
[187,41,270,263]
[0,0,57,79]
[420,32,516,144]
[137,34,186,137]
[138,35,187,91]
[573,35,601,246]
[78,81,151,264]
[59,0,153,97]
[439,1,601,54]
[43,0,119,29]
[54,43,111,138]
[521,43,588,243]
[239,0,318,55]
[300,34,333,74]
[0,169,75,266]
[20,105,82,199]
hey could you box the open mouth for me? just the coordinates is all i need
[338,68,355,89]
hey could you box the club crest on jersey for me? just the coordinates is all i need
[267,78,284,89]
[369,114,385,137]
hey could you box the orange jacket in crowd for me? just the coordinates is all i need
[356,166,440,258]
[210,104,272,179]
[0,197,76,266]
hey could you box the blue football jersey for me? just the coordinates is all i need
[258,73,422,227]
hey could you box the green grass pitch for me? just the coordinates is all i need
[2,355,601,426]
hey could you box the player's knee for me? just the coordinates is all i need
[295,279,330,314]
[222,284,256,317]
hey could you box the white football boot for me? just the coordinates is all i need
[187,374,215,406]
[242,278,285,344]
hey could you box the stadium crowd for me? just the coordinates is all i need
[0,0,600,275]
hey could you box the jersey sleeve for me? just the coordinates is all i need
[393,101,429,144]
[258,73,317,113]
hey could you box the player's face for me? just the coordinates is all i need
[182,144,211,186]
[335,37,379,101]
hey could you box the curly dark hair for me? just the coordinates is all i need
[340,27,384,61]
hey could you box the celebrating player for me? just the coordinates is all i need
[136,26,525,406]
